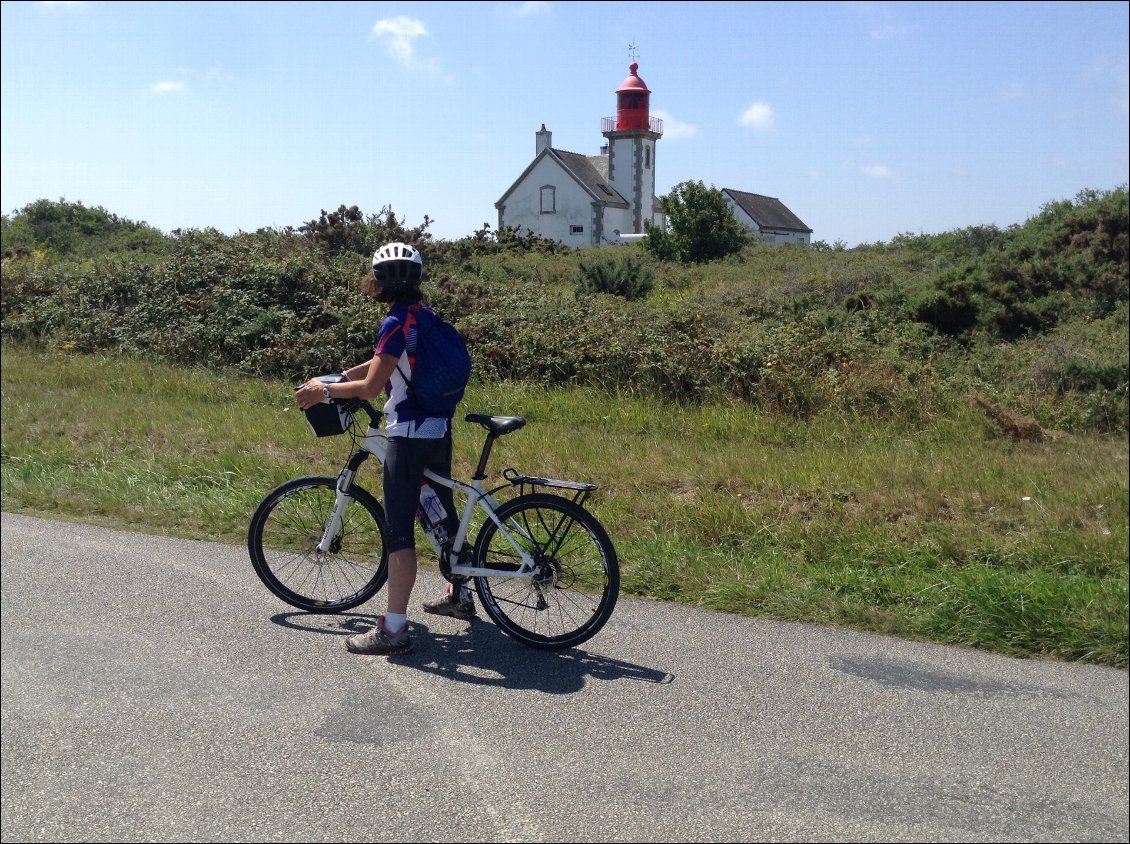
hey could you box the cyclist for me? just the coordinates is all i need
[294,242,475,656]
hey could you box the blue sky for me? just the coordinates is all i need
[2,1,1127,246]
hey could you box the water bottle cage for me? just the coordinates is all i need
[417,511,448,547]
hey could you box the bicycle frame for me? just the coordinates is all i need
[316,418,540,580]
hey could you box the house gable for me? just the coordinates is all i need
[495,151,605,244]
[497,148,627,210]
[496,146,630,245]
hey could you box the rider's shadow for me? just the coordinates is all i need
[272,612,674,694]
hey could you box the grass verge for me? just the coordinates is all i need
[2,344,1126,667]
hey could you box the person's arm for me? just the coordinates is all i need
[295,354,399,410]
[340,361,371,381]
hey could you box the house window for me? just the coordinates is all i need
[645,146,651,169]
[540,185,556,214]
[571,225,584,235]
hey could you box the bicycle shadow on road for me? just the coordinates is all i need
[271,611,674,694]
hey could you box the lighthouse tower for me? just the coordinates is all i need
[602,60,664,233]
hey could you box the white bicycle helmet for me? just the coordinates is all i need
[372,242,424,286]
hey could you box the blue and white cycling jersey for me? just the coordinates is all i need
[374,303,450,439]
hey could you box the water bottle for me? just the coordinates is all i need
[417,482,448,551]
[418,483,447,527]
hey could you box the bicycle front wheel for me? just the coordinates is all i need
[471,493,619,650]
[247,476,388,613]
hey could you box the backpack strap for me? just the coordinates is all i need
[395,306,420,386]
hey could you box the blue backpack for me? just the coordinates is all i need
[399,308,471,418]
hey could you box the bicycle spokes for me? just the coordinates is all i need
[471,493,618,650]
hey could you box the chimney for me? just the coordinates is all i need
[536,123,552,155]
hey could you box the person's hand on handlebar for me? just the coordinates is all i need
[295,380,332,411]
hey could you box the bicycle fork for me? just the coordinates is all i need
[316,466,357,554]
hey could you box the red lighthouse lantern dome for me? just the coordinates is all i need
[615,62,651,132]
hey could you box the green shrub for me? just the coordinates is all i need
[1,198,170,260]
[574,254,655,300]
[908,274,982,336]
[2,189,1126,433]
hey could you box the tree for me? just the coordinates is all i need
[643,180,749,263]
[298,204,433,258]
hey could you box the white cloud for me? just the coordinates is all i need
[203,64,232,84]
[996,81,1024,100]
[859,4,922,42]
[651,109,696,140]
[371,16,448,79]
[149,81,186,94]
[870,23,920,41]
[497,1,551,15]
[372,16,429,65]
[738,101,775,131]
[861,164,894,179]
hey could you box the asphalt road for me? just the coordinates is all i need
[1,512,1126,843]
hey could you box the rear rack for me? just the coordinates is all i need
[502,467,596,506]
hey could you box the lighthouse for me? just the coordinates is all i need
[495,58,667,246]
[602,61,664,234]
[496,57,809,246]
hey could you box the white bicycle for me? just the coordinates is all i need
[247,388,620,650]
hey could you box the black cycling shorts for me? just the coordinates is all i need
[382,434,459,554]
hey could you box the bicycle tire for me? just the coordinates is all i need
[247,475,388,613]
[471,493,619,650]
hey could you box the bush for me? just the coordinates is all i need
[296,203,436,263]
[574,254,655,300]
[908,273,982,336]
[1,198,170,260]
[906,186,1129,341]
[3,190,1126,433]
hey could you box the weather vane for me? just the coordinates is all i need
[628,43,639,63]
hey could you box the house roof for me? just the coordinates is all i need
[553,149,628,205]
[723,189,812,233]
[587,153,609,180]
[496,147,628,209]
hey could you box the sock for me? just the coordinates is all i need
[383,612,408,634]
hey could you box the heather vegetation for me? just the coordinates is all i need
[3,187,1127,433]
[2,189,1127,666]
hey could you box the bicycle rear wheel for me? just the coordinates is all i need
[471,493,619,650]
[247,476,388,613]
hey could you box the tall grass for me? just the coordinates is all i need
[2,345,1125,666]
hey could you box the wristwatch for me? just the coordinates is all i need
[322,385,331,399]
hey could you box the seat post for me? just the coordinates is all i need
[472,433,498,481]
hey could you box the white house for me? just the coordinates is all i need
[496,62,666,246]
[497,60,812,248]
[723,189,813,245]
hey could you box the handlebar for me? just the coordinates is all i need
[352,398,382,427]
